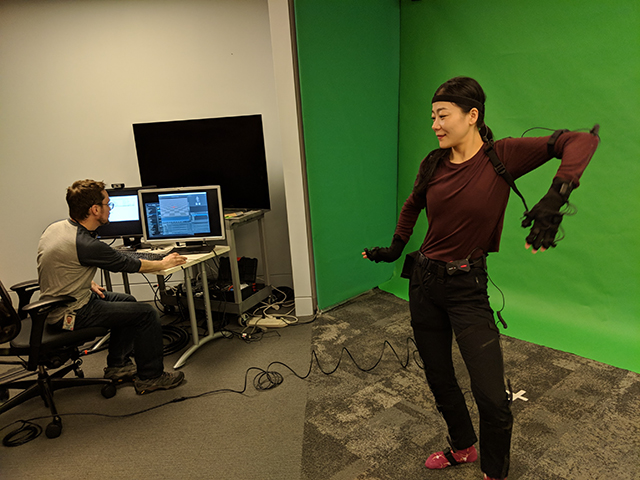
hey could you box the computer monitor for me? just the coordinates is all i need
[133,114,270,212]
[96,187,144,246]
[138,185,225,247]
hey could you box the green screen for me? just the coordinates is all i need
[295,0,639,372]
[295,0,401,310]
[381,0,639,372]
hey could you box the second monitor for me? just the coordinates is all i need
[138,185,225,249]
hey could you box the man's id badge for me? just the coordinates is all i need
[63,312,76,331]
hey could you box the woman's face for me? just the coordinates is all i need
[431,101,477,149]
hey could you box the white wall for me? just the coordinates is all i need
[0,0,296,301]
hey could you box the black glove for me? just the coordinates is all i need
[521,178,574,250]
[364,234,406,263]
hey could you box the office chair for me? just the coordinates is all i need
[0,279,116,439]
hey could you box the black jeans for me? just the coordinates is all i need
[74,291,164,380]
[409,255,512,479]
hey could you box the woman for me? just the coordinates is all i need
[363,76,599,480]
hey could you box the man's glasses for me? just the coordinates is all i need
[96,202,115,209]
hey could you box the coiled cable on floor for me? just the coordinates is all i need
[2,421,42,447]
[162,325,190,356]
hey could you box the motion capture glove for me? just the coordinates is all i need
[364,234,406,263]
[521,177,574,250]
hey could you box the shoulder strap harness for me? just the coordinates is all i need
[484,129,569,214]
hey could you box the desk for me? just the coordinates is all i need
[149,246,230,368]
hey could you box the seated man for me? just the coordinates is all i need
[37,179,187,394]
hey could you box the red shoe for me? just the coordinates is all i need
[425,445,477,469]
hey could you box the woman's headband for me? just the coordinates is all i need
[432,94,484,113]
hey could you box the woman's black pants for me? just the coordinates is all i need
[409,255,512,479]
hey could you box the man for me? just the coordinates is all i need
[37,179,187,394]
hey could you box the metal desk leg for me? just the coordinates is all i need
[257,216,271,286]
[225,222,243,305]
[173,263,224,369]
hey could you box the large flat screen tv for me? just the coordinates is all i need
[133,114,270,211]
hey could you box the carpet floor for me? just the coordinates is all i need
[301,289,640,480]
[2,288,638,479]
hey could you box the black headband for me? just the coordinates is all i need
[432,94,484,112]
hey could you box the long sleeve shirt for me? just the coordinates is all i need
[394,132,599,262]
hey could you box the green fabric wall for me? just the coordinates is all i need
[295,0,639,372]
[381,0,639,372]
[295,0,400,310]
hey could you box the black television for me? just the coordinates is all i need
[133,114,270,212]
[96,186,145,246]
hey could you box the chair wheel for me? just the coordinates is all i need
[46,421,62,439]
[101,383,117,399]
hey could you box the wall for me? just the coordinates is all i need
[382,0,639,372]
[294,0,401,310]
[0,0,294,301]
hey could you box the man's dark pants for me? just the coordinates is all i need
[75,291,164,380]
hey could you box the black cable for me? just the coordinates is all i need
[261,337,422,387]
[520,126,594,137]
[161,325,190,356]
[2,421,42,447]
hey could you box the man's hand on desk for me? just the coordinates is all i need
[138,252,188,273]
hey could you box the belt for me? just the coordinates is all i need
[417,253,486,277]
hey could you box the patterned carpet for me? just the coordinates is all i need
[300,288,640,480]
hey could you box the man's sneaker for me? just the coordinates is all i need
[104,361,137,383]
[425,445,477,469]
[134,371,185,395]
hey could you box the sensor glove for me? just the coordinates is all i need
[364,234,406,263]
[521,177,574,250]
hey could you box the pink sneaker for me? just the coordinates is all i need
[425,445,477,469]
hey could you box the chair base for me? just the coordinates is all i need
[0,360,116,438]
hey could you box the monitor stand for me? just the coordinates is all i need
[122,235,143,249]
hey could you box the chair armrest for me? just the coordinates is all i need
[10,279,39,292]
[11,279,41,319]
[22,295,75,317]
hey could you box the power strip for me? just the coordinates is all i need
[246,315,288,329]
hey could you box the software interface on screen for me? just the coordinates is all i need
[109,194,140,223]
[144,191,211,240]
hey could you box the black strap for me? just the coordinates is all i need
[547,129,569,158]
[485,143,529,213]
[443,448,460,466]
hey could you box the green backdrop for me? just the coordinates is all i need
[295,0,400,309]
[295,0,639,373]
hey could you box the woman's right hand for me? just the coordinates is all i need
[363,235,406,263]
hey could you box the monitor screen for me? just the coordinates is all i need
[96,187,144,240]
[138,185,225,245]
[133,114,270,211]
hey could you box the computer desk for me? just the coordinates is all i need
[148,245,230,368]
